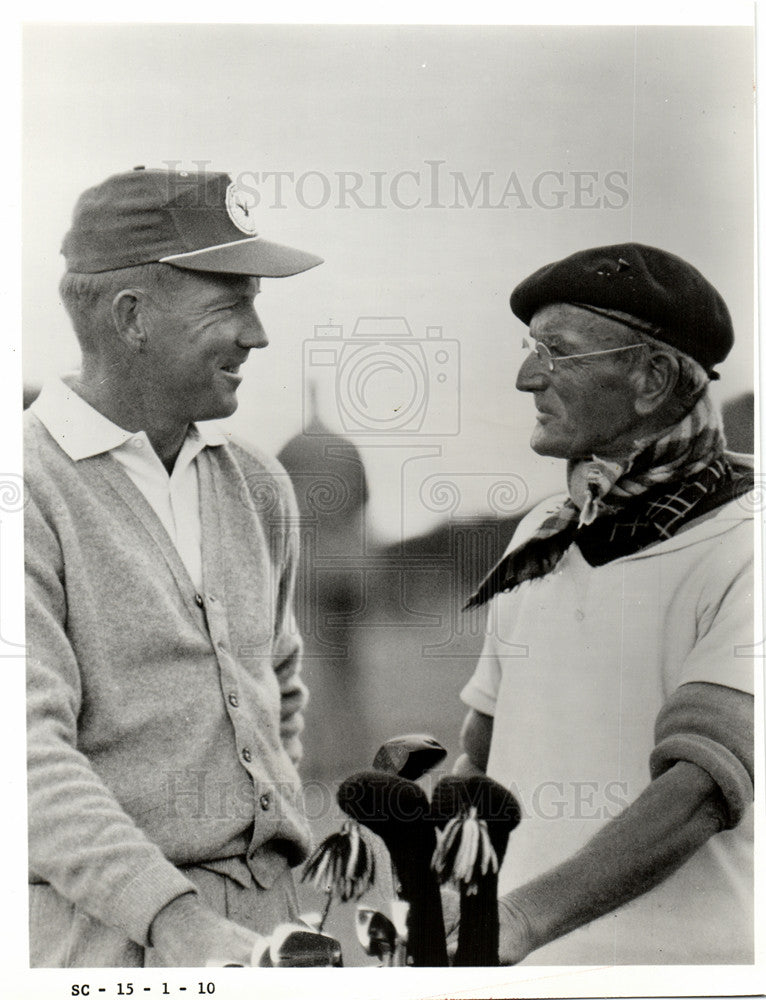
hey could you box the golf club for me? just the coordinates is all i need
[338,770,448,966]
[373,733,448,781]
[431,774,521,966]
[255,923,343,967]
[356,906,397,966]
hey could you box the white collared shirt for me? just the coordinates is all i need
[30,376,228,591]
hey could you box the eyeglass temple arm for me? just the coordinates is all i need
[522,339,646,361]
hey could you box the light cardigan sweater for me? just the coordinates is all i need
[25,410,311,948]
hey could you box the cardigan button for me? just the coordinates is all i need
[194,593,204,608]
[229,693,239,708]
[259,793,271,811]
[242,747,252,763]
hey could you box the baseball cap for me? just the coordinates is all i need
[510,243,734,378]
[62,167,324,277]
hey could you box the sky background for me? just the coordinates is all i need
[22,23,755,541]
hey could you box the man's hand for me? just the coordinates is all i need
[443,891,533,966]
[149,892,266,967]
[497,897,534,965]
[441,885,461,958]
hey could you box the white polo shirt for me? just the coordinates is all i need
[30,376,228,592]
[461,487,755,964]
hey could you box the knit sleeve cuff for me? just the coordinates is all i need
[111,858,199,948]
[649,733,753,829]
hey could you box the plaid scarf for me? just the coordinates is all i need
[465,393,752,610]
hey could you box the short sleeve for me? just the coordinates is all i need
[677,524,755,695]
[460,629,504,717]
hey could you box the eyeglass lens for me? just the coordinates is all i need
[522,337,554,371]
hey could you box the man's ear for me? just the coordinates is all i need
[111,289,147,352]
[633,350,680,417]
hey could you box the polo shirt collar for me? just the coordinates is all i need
[30,375,227,460]
[195,420,229,448]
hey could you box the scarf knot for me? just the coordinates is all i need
[464,392,744,610]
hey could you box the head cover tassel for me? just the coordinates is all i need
[432,806,498,895]
[301,819,376,930]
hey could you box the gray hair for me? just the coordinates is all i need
[59,263,187,352]
[632,330,710,413]
[571,303,711,414]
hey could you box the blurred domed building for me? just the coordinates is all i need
[277,394,371,780]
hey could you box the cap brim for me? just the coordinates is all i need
[160,236,323,277]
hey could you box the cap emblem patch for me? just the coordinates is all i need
[225,182,259,236]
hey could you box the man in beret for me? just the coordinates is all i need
[25,167,323,967]
[457,244,754,964]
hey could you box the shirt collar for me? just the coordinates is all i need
[30,375,228,460]
[195,420,229,447]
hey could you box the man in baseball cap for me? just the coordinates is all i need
[25,168,323,967]
[456,244,754,964]
[61,166,323,276]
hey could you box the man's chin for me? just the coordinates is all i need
[193,397,239,423]
[530,428,571,459]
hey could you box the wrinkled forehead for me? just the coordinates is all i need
[529,302,639,349]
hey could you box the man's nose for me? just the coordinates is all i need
[515,349,547,392]
[237,308,269,350]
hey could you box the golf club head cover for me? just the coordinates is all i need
[338,770,448,966]
[431,774,521,966]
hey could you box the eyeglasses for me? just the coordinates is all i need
[521,337,647,373]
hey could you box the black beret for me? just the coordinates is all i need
[510,243,734,377]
